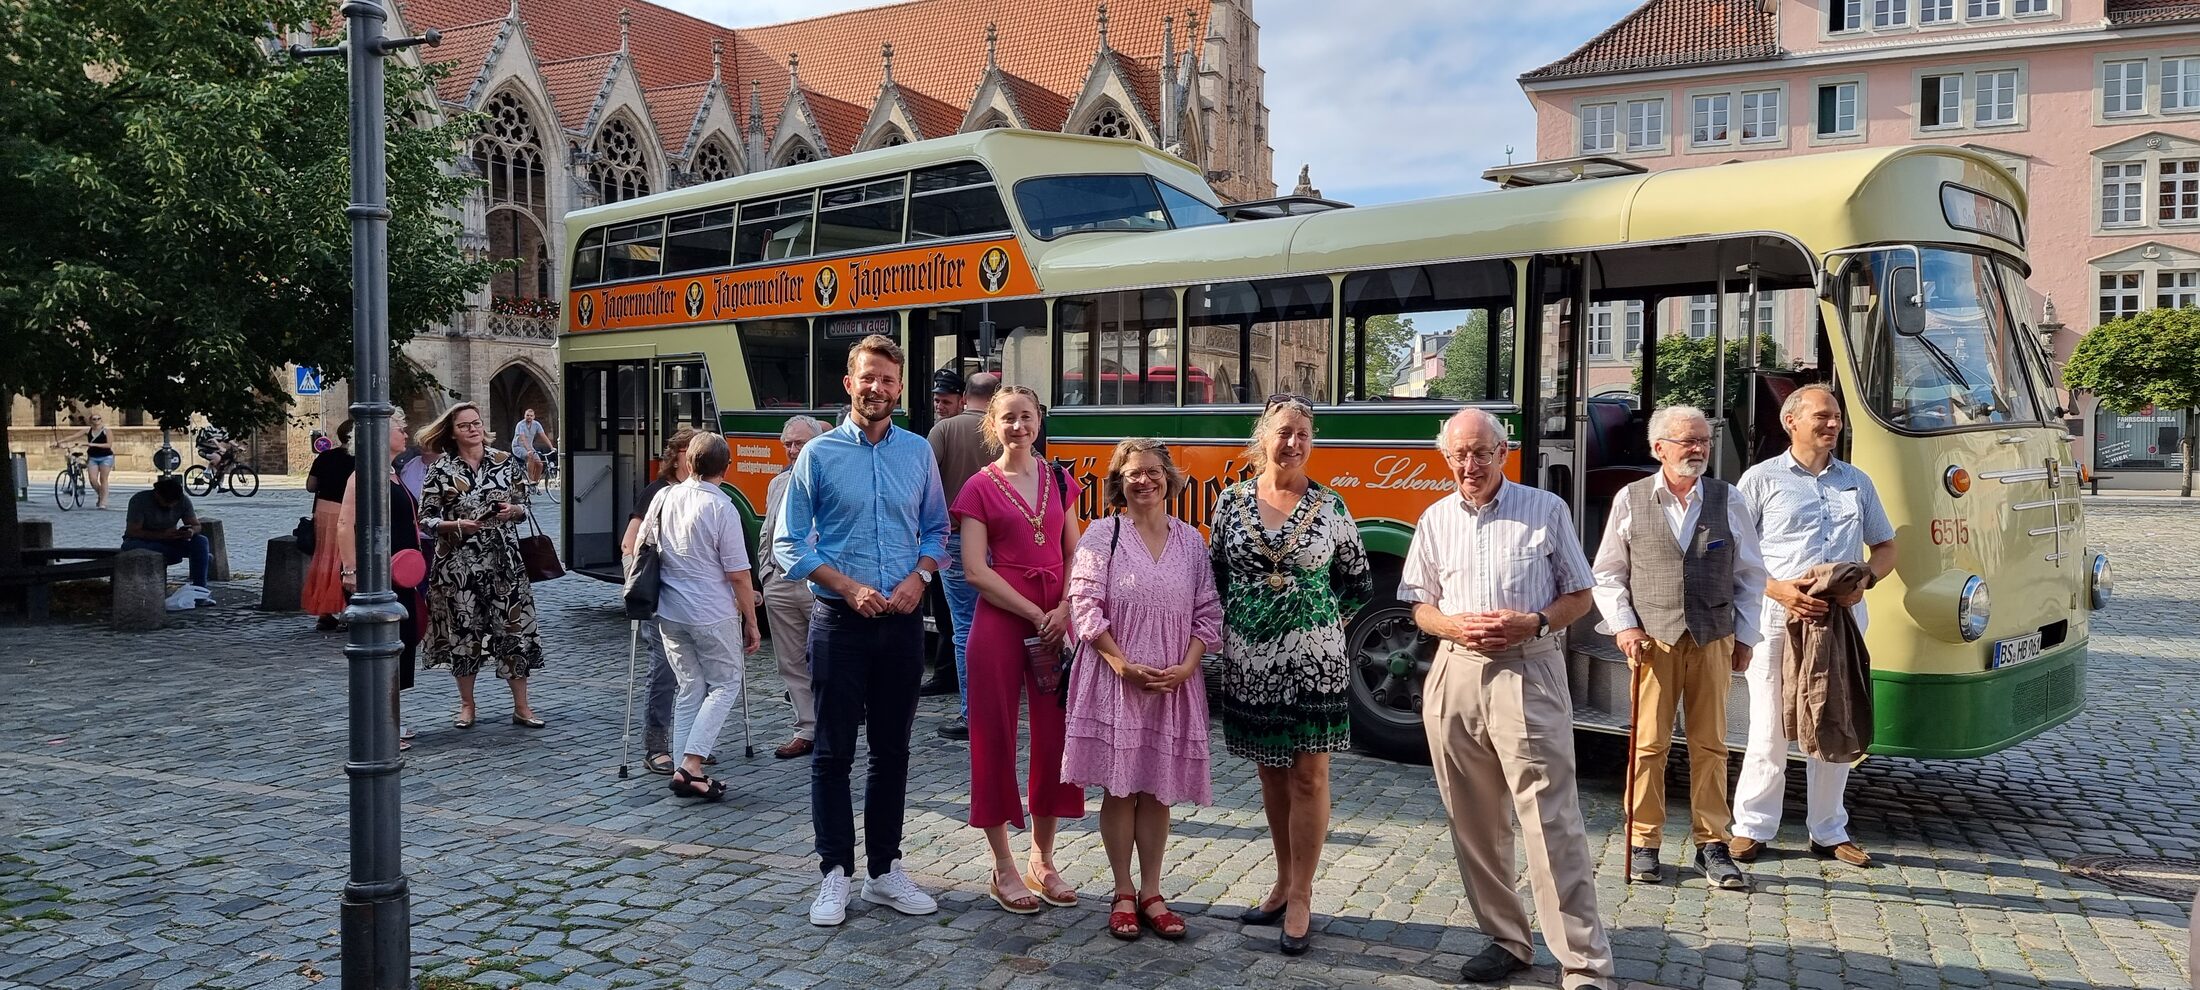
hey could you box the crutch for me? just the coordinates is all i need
[617,620,640,778]
[738,647,755,758]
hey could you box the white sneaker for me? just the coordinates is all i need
[164,588,196,612]
[809,867,851,926]
[860,859,938,916]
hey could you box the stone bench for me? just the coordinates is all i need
[261,535,308,612]
[197,517,231,582]
[0,547,165,629]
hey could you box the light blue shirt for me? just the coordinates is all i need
[1737,451,1896,583]
[771,418,949,599]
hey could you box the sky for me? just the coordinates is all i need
[653,0,1645,205]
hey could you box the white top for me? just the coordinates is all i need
[1737,451,1896,582]
[1589,476,1769,646]
[1397,480,1593,617]
[510,418,547,450]
[648,478,752,626]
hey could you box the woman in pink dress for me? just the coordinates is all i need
[1061,438,1221,942]
[952,385,1085,915]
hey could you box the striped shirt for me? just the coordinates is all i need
[771,418,949,599]
[1398,480,1594,616]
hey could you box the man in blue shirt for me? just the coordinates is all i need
[773,334,950,927]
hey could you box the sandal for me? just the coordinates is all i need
[987,869,1041,915]
[1023,868,1078,907]
[1138,894,1187,941]
[668,767,726,802]
[645,752,675,775]
[452,711,475,730]
[1107,893,1141,940]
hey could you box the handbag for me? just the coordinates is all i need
[517,511,565,583]
[291,515,317,558]
[621,497,665,620]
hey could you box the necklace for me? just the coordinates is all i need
[985,463,1049,546]
[1242,484,1314,591]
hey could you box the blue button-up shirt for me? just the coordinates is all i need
[771,418,949,599]
[1737,451,1896,582]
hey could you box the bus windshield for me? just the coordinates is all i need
[1844,247,2045,433]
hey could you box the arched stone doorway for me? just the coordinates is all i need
[488,362,556,451]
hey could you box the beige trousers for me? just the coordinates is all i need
[762,577,817,741]
[1627,632,1735,849]
[1423,639,1615,990]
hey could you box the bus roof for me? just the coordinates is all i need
[1031,144,2030,295]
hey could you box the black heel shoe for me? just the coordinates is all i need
[1239,901,1287,926]
[1279,924,1312,956]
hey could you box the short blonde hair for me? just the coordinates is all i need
[1101,438,1189,508]
[979,385,1043,453]
[1244,395,1315,475]
[846,333,905,375]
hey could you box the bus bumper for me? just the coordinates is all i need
[1868,638,2085,759]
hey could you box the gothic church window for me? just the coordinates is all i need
[1086,105,1136,140]
[590,116,652,203]
[693,138,734,183]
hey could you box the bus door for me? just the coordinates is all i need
[913,306,983,434]
[1524,255,1588,517]
[564,358,653,578]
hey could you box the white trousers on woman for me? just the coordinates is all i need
[660,615,746,761]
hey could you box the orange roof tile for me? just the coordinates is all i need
[538,51,617,131]
[1522,0,1780,81]
[645,80,712,154]
[803,89,871,155]
[425,16,507,104]
[2107,0,2200,23]
[997,70,1071,132]
[885,83,966,140]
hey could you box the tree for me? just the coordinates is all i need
[1427,312,1494,401]
[1358,314,1416,397]
[0,0,500,567]
[2063,307,2200,497]
[1635,331,1781,412]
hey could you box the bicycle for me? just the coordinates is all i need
[540,448,560,487]
[183,437,261,498]
[53,446,89,510]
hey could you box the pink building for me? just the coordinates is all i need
[1521,0,2200,485]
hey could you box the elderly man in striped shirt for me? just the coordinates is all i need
[1398,407,1615,990]
[774,334,950,927]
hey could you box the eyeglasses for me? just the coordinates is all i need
[1443,447,1507,465]
[454,420,484,431]
[1122,468,1168,483]
[1657,436,1712,449]
[1265,392,1309,409]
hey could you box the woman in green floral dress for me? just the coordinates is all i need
[1208,395,1371,955]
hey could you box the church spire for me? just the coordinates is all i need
[881,41,894,87]
[617,9,630,55]
[985,22,998,70]
[1096,3,1110,54]
[710,38,723,82]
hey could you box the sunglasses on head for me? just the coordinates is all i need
[1265,392,1309,409]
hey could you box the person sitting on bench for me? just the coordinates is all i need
[123,476,214,611]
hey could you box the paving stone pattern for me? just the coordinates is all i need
[1,487,2194,989]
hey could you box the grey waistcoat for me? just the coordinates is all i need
[1623,476,1738,646]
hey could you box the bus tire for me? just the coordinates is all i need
[1345,560,1434,763]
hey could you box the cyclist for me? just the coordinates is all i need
[196,424,239,475]
[51,413,116,509]
[510,408,555,485]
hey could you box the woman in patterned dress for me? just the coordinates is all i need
[1208,395,1372,955]
[416,401,547,730]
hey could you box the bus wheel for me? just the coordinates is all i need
[1345,564,1434,761]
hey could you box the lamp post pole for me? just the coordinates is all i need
[291,8,437,987]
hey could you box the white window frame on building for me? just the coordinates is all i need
[1578,100,1619,155]
[1921,0,1956,24]
[1740,88,1784,144]
[1579,91,1673,157]
[2167,55,2200,114]
[1812,76,1867,145]
[1914,63,2027,134]
[1689,84,1788,150]
[1874,0,1911,29]
[1626,97,1669,155]
[2101,160,2147,229]
[1690,92,1732,148]
[2091,242,2200,327]
[1686,295,1719,339]
[1586,301,1644,363]
[2164,158,2200,225]
[2102,59,2148,118]
[2012,0,2051,14]
[2093,49,2200,124]
[2095,132,2200,234]
[2160,269,2200,309]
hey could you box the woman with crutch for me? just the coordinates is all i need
[643,432,761,800]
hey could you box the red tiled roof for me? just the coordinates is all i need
[426,17,507,104]
[803,89,871,155]
[996,70,1071,131]
[890,84,966,140]
[1521,0,1781,81]
[2106,0,2200,23]
[644,80,711,154]
[538,51,616,131]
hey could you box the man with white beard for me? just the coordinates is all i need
[1591,404,1766,891]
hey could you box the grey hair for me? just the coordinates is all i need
[1780,382,1839,422]
[779,414,829,442]
[1245,396,1316,475]
[1436,406,1506,454]
[1646,404,1709,446]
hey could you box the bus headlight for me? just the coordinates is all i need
[2089,553,2113,610]
[1957,576,1990,642]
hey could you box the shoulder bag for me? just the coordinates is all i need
[1057,511,1122,713]
[622,494,666,620]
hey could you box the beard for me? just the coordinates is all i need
[1672,458,1708,478]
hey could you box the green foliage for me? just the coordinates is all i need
[1426,311,1495,401]
[1634,331,1780,411]
[0,0,502,431]
[1358,314,1416,396]
[2062,308,2200,415]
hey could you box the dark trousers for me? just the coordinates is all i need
[923,577,955,681]
[808,598,924,879]
[122,535,210,588]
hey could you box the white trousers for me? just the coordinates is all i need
[660,615,746,761]
[1730,600,1861,846]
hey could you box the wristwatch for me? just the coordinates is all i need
[1533,611,1551,638]
[916,569,934,585]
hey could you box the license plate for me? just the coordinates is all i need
[1992,632,2044,668]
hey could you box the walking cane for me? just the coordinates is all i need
[617,620,639,778]
[1622,641,1647,883]
[738,650,755,758]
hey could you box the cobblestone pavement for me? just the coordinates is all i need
[1,486,2194,989]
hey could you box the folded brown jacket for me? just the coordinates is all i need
[1782,561,1875,763]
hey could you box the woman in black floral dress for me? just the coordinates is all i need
[417,402,547,730]
[1208,395,1371,955]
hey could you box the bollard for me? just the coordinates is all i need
[197,518,231,582]
[18,520,53,552]
[110,549,168,631]
[262,535,308,611]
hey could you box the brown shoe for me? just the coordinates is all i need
[1729,837,1765,862]
[1810,840,1872,867]
[774,737,814,760]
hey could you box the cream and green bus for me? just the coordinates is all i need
[555,128,2106,760]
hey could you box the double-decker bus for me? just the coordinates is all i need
[556,128,2107,760]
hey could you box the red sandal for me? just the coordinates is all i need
[1107,893,1141,940]
[1138,894,1187,941]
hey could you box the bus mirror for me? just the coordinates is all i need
[1889,266,1926,337]
[1814,267,1832,301]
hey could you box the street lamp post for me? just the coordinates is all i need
[291,7,437,988]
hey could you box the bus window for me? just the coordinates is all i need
[1156,183,1228,230]
[663,208,734,274]
[738,318,810,409]
[983,299,1052,399]
[603,219,664,282]
[737,191,816,264]
[816,313,900,404]
[1057,289,1179,407]
[1185,276,1333,405]
[908,163,1011,240]
[814,177,907,255]
[1015,175,1171,239]
[660,359,718,440]
[1341,261,1515,401]
[572,227,605,286]
[1846,248,2044,432]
